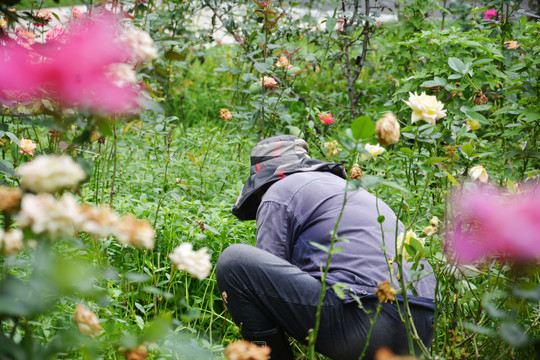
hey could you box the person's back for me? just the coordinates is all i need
[257,171,435,308]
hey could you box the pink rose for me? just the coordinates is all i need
[46,27,64,42]
[319,113,334,125]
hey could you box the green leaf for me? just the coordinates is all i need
[4,132,20,146]
[448,57,466,74]
[254,62,268,73]
[425,156,448,165]
[421,77,447,88]
[351,115,374,140]
[400,147,414,155]
[461,143,474,157]
[309,242,330,253]
[326,17,337,32]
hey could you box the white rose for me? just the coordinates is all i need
[169,243,212,280]
[114,214,155,249]
[16,155,86,194]
[469,165,488,183]
[403,92,446,125]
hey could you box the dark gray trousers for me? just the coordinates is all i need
[216,244,434,360]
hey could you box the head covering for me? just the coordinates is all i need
[232,135,346,220]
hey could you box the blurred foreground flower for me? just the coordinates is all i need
[0,186,22,212]
[361,143,385,161]
[74,304,103,337]
[79,204,119,239]
[375,112,400,146]
[16,155,86,193]
[319,113,334,125]
[19,138,37,156]
[224,340,270,360]
[447,186,540,263]
[72,7,84,19]
[0,229,24,255]
[115,214,155,249]
[0,14,145,113]
[397,230,425,260]
[403,92,446,126]
[219,108,233,121]
[119,344,148,360]
[169,243,212,280]
[17,193,82,237]
[46,26,64,42]
[122,26,159,66]
[469,165,488,183]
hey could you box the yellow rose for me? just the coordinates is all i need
[469,165,488,183]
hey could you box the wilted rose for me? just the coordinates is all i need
[262,76,278,90]
[375,112,400,146]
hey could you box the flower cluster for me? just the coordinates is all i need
[447,185,540,263]
[169,243,212,280]
[12,155,155,248]
[403,92,446,126]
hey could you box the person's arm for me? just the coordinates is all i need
[255,200,299,262]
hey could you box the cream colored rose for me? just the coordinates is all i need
[114,214,155,249]
[224,340,270,360]
[361,143,385,161]
[16,193,82,237]
[169,242,212,280]
[469,165,488,183]
[74,304,103,337]
[122,26,158,65]
[396,230,425,259]
[403,92,446,125]
[375,112,400,146]
[106,63,137,87]
[79,204,119,239]
[16,155,86,194]
[0,229,24,256]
